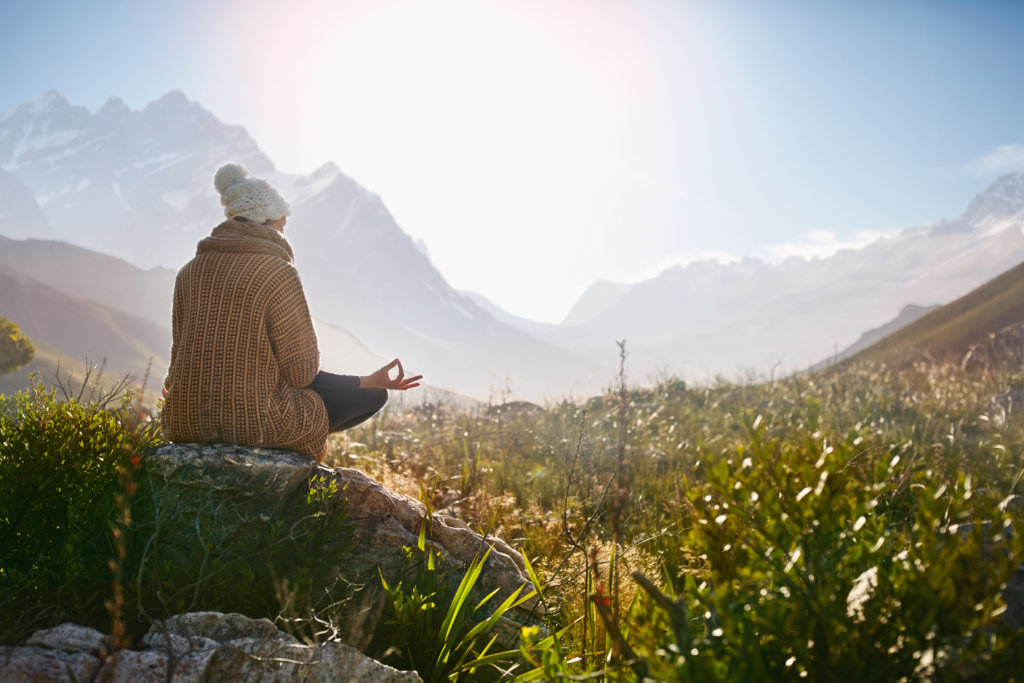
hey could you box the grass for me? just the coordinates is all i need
[331,342,1024,680]
[2,338,1023,680]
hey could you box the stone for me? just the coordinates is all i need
[0,645,101,682]
[148,612,421,683]
[138,443,543,651]
[25,623,109,656]
[98,647,214,683]
[3,612,421,683]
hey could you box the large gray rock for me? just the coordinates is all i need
[136,443,541,651]
[25,623,109,656]
[0,613,421,682]
[0,645,101,682]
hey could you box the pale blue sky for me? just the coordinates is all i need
[2,0,1023,322]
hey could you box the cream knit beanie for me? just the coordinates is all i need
[214,163,290,223]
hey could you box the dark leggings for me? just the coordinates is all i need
[309,371,388,432]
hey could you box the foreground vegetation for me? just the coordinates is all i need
[342,352,1024,680]
[2,349,1023,680]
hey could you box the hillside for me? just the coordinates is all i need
[842,258,1024,366]
[0,235,175,327]
[0,336,99,397]
[0,91,601,401]
[0,268,169,388]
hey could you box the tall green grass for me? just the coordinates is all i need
[339,353,1024,680]
[3,347,1023,680]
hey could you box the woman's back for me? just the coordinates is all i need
[162,218,328,458]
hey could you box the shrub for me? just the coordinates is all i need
[0,380,157,641]
[0,317,33,375]
[125,469,358,643]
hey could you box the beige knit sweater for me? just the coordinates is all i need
[162,219,328,459]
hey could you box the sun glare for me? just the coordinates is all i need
[387,7,523,193]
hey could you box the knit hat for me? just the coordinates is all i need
[214,163,290,223]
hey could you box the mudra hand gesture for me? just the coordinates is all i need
[360,359,422,391]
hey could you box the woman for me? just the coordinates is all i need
[162,163,421,462]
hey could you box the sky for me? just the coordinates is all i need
[2,0,1024,323]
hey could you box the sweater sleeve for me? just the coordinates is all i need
[266,266,321,389]
[164,271,183,392]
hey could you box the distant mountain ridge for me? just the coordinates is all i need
[840,258,1024,367]
[536,172,1024,379]
[809,304,940,372]
[0,267,169,388]
[3,89,1024,396]
[0,234,175,327]
[0,91,600,400]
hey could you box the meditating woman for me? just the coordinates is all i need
[161,163,421,462]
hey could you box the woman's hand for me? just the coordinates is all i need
[359,359,423,391]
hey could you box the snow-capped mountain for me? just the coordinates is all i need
[543,172,1024,380]
[0,168,52,239]
[0,90,271,266]
[281,164,599,400]
[0,91,600,401]
[4,89,1023,395]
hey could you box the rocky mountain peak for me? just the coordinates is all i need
[143,89,192,112]
[26,89,69,115]
[96,96,130,118]
[960,171,1024,226]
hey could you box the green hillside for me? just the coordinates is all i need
[842,259,1024,367]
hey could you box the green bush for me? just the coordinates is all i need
[126,470,357,642]
[0,381,357,647]
[623,410,1024,681]
[0,380,157,641]
[0,317,34,375]
[348,360,1024,680]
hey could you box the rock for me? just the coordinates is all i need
[2,612,420,682]
[99,647,213,683]
[142,612,421,683]
[0,646,101,682]
[25,623,109,656]
[136,443,542,652]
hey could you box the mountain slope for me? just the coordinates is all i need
[0,267,169,384]
[842,259,1024,366]
[809,304,940,371]
[0,168,52,238]
[0,90,273,267]
[286,168,602,399]
[0,92,601,401]
[0,235,175,326]
[547,172,1024,379]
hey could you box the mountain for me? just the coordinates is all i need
[840,258,1024,367]
[0,92,601,401]
[7,88,1021,397]
[543,172,1024,380]
[561,280,632,327]
[0,235,175,327]
[460,290,557,338]
[283,166,602,399]
[0,168,52,238]
[0,267,169,390]
[0,90,274,267]
[809,304,940,371]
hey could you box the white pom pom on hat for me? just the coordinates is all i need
[214,163,249,195]
[213,162,290,223]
